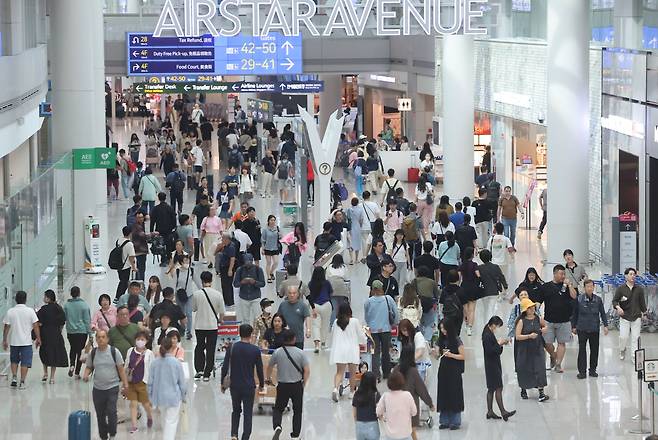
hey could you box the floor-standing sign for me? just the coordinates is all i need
[619,212,638,271]
[83,216,105,274]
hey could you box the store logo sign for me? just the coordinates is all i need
[154,0,489,37]
[601,115,644,139]
[493,91,531,108]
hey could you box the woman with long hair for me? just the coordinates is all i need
[129,133,141,163]
[482,316,515,421]
[364,218,385,258]
[397,319,431,380]
[431,210,454,249]
[280,221,308,268]
[415,174,434,232]
[435,319,465,430]
[514,267,544,304]
[459,247,482,336]
[389,229,410,287]
[308,266,334,353]
[217,181,234,229]
[166,241,188,277]
[148,336,188,440]
[37,290,68,383]
[397,284,422,329]
[329,303,367,402]
[263,313,287,350]
[515,298,549,402]
[261,215,281,282]
[145,275,163,305]
[437,231,460,288]
[326,254,347,278]
[394,344,434,439]
[435,195,454,220]
[352,371,380,440]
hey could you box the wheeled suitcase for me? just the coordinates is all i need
[206,174,214,194]
[275,269,288,295]
[407,168,420,183]
[68,410,91,440]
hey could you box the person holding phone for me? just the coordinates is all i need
[482,316,515,421]
[514,298,549,402]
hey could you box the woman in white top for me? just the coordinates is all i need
[389,229,410,287]
[419,153,434,173]
[397,284,422,329]
[329,303,367,402]
[326,254,347,279]
[415,174,434,233]
[383,199,404,250]
[431,211,455,250]
[238,167,255,203]
[398,319,432,381]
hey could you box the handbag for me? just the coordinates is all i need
[384,295,396,327]
[125,348,145,383]
[221,344,233,392]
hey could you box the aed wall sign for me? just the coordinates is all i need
[154,0,488,38]
[73,148,115,170]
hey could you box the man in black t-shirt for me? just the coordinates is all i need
[454,214,478,259]
[541,264,577,373]
[471,188,493,248]
[378,258,399,298]
[414,241,440,284]
[149,287,187,332]
[314,222,337,262]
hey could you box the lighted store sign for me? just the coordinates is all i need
[493,91,531,109]
[154,0,488,38]
[601,115,645,139]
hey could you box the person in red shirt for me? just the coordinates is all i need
[307,159,315,205]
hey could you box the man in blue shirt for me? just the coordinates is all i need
[364,280,399,381]
[571,279,608,379]
[449,202,465,228]
[221,324,264,440]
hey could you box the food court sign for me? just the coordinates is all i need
[154,0,488,38]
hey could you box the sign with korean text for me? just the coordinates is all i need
[73,148,116,170]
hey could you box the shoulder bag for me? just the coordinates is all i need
[221,344,233,392]
[384,295,396,326]
[282,346,304,378]
[125,348,145,383]
[202,288,220,325]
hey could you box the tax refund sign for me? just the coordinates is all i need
[127,32,302,76]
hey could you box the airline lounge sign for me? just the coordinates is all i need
[154,0,488,38]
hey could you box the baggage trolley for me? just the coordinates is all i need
[213,320,240,377]
[255,351,290,415]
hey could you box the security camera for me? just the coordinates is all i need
[537,112,545,124]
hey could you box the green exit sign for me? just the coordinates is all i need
[73,148,116,170]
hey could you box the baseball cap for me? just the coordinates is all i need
[260,298,274,308]
[371,280,384,290]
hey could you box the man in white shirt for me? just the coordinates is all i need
[190,140,205,189]
[233,221,253,253]
[380,169,400,205]
[486,222,515,289]
[360,191,381,249]
[3,291,40,388]
[192,271,226,381]
[114,226,137,303]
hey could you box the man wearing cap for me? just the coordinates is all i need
[233,253,266,328]
[364,280,399,381]
[254,298,274,347]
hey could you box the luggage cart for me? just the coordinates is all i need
[256,351,290,415]
[338,332,374,397]
[213,320,241,377]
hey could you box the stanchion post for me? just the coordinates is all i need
[650,382,655,434]
[631,336,651,434]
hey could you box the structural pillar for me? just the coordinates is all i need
[547,0,589,262]
[50,0,108,272]
[28,134,38,179]
[614,0,643,50]
[441,35,474,201]
[319,75,343,140]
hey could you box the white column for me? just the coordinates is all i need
[28,134,38,179]
[547,0,589,261]
[1,0,25,55]
[50,0,108,272]
[319,75,343,138]
[126,0,140,14]
[614,0,643,50]
[441,35,474,201]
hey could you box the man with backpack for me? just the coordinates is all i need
[380,169,400,206]
[149,192,177,267]
[130,161,144,196]
[111,226,137,303]
[82,330,129,440]
[165,163,187,214]
[215,232,239,307]
[227,145,244,173]
[402,202,423,266]
[313,222,337,263]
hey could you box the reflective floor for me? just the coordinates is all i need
[1,117,657,439]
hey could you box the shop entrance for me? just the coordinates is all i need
[618,150,639,215]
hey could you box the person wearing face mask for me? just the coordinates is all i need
[254,299,274,348]
[124,330,154,434]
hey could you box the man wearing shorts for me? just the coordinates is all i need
[191,140,205,190]
[540,264,577,373]
[2,290,40,388]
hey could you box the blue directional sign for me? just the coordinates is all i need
[127,33,303,76]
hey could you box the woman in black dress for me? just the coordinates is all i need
[435,319,465,430]
[482,316,516,421]
[513,267,544,304]
[37,290,68,383]
[458,247,482,336]
[515,298,549,401]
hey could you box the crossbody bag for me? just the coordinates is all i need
[282,346,304,379]
[202,288,220,324]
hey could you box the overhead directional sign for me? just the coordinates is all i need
[127,33,302,76]
[133,80,324,95]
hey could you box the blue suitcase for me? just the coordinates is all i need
[68,410,91,440]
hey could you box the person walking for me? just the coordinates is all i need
[497,186,523,247]
[108,306,140,359]
[486,222,515,286]
[435,319,466,430]
[472,188,493,248]
[138,167,162,215]
[478,249,508,313]
[165,163,186,214]
[260,149,276,198]
[376,371,417,440]
[37,290,68,384]
[389,229,410,287]
[200,206,224,267]
[307,266,333,353]
[131,211,157,281]
[346,197,365,265]
[329,303,367,402]
[402,203,423,263]
[124,330,154,433]
[192,271,226,381]
[572,279,609,379]
[364,280,399,381]
[564,249,588,292]
[276,285,312,350]
[393,344,435,438]
[261,215,281,282]
[64,286,92,380]
[82,330,130,440]
[613,267,647,360]
[113,226,137,302]
[150,192,177,267]
[514,298,549,401]
[397,284,423,329]
[352,372,381,440]
[220,324,265,440]
[169,256,196,339]
[91,294,118,333]
[459,247,482,336]
[2,290,40,388]
[541,264,577,373]
[267,330,310,440]
[537,187,547,239]
[482,316,515,421]
[414,174,434,233]
[437,231,460,288]
[233,253,266,327]
[148,334,188,440]
[215,232,239,307]
[411,266,441,340]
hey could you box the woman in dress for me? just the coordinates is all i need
[394,344,434,439]
[482,316,515,421]
[90,294,117,333]
[435,319,465,430]
[308,266,334,353]
[37,290,68,383]
[352,372,380,440]
[389,229,409,287]
[261,215,281,283]
[329,303,367,402]
[238,167,255,203]
[515,298,549,402]
[216,181,234,229]
[346,197,365,265]
[376,371,417,440]
[128,133,141,163]
[458,247,482,336]
[414,174,434,233]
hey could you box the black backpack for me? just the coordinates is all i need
[284,243,301,267]
[108,240,130,270]
[443,293,462,322]
[486,180,501,202]
[228,149,242,169]
[171,171,186,192]
[385,180,399,202]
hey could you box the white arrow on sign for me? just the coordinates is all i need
[132,64,139,71]
[232,83,240,91]
[132,50,139,57]
[279,83,287,91]
[281,41,293,55]
[281,58,295,71]
[184,85,191,92]
[136,85,144,92]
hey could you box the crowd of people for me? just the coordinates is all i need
[1,102,648,440]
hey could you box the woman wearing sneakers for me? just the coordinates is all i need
[329,303,367,402]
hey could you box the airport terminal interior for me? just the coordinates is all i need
[3,0,658,439]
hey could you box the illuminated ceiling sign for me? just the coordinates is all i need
[493,91,531,108]
[154,0,489,38]
[601,115,645,139]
